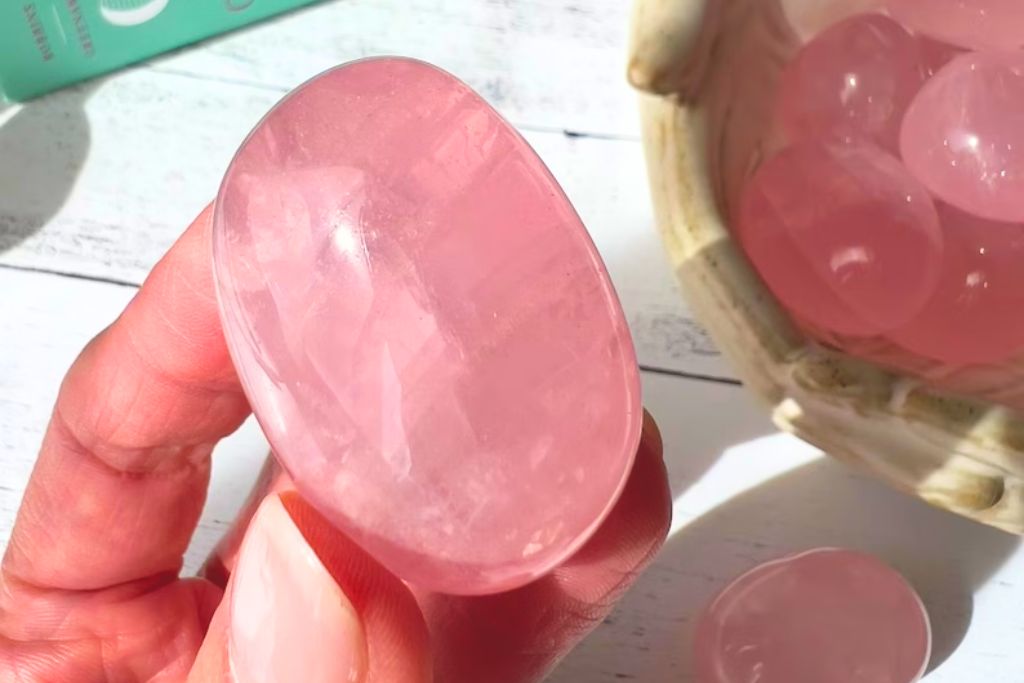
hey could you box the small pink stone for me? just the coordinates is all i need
[901,51,1024,224]
[694,549,932,683]
[886,0,1024,51]
[212,58,642,595]
[738,141,942,336]
[892,203,1024,364]
[777,13,928,151]
[917,36,965,78]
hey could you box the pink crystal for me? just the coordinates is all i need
[777,13,928,152]
[891,203,1024,364]
[886,0,1024,51]
[694,548,931,683]
[212,58,642,595]
[917,36,965,78]
[738,140,942,336]
[901,51,1024,223]
[781,0,887,42]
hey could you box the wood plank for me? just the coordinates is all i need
[2,267,1023,681]
[143,0,641,137]
[3,2,1024,677]
[556,371,1024,683]
[0,268,267,566]
[0,68,733,379]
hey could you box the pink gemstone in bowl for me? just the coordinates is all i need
[901,51,1024,224]
[891,203,1024,364]
[777,13,928,151]
[885,0,1024,51]
[694,548,932,683]
[212,58,642,595]
[917,36,965,78]
[738,140,942,337]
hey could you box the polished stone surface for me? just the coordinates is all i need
[777,13,927,152]
[901,51,1024,223]
[738,140,942,337]
[694,548,931,683]
[213,57,641,595]
[891,203,1024,364]
[886,0,1024,50]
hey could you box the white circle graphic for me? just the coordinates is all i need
[99,0,171,27]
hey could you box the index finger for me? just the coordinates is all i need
[2,205,251,592]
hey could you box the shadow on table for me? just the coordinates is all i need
[598,457,1019,682]
[0,81,97,253]
[641,370,773,501]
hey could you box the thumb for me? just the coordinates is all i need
[188,493,432,683]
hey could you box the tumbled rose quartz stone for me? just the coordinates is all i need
[885,0,1024,51]
[212,57,642,595]
[694,548,931,683]
[777,13,928,151]
[917,37,966,79]
[781,0,884,41]
[891,203,1024,364]
[901,51,1024,224]
[738,140,942,336]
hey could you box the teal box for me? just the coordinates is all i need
[1,0,321,102]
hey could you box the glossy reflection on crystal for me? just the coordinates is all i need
[694,549,931,683]
[738,140,942,336]
[777,13,927,151]
[891,204,1024,364]
[901,51,1024,224]
[212,58,642,595]
[886,0,1024,50]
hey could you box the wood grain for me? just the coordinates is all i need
[4,268,1024,681]
[144,0,641,137]
[2,1,1022,679]
[0,60,732,379]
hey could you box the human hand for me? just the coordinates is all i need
[0,206,671,682]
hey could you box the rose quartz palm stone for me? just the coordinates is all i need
[892,204,1024,364]
[212,58,642,595]
[695,549,931,683]
[738,140,942,336]
[777,13,928,152]
[902,51,1024,224]
[886,0,1024,51]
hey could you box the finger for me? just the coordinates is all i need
[189,493,431,683]
[199,455,295,589]
[418,411,671,683]
[0,569,223,680]
[3,204,251,592]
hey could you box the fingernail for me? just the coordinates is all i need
[202,456,295,585]
[228,495,366,683]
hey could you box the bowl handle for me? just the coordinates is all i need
[628,0,715,95]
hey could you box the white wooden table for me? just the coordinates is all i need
[2,2,1023,681]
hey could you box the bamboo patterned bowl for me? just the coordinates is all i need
[628,0,1024,533]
